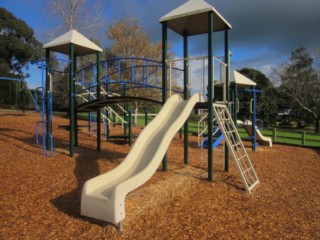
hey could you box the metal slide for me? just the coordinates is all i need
[243,124,272,147]
[81,93,203,226]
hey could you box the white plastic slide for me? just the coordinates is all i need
[243,124,272,147]
[81,93,203,224]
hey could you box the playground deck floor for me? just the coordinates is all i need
[1,111,320,240]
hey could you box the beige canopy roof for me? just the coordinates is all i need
[43,29,103,56]
[231,70,257,87]
[159,0,231,36]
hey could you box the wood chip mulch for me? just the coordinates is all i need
[0,111,319,240]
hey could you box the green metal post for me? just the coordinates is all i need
[207,12,214,181]
[128,110,132,146]
[69,44,75,157]
[183,34,189,165]
[123,85,128,135]
[162,22,168,171]
[20,80,25,113]
[232,85,238,123]
[96,53,101,151]
[144,110,148,126]
[74,55,78,147]
[224,30,230,172]
[106,72,110,141]
[45,49,51,150]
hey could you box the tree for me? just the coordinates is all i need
[273,47,320,133]
[47,0,102,37]
[238,68,278,127]
[106,16,162,60]
[105,16,170,123]
[46,0,103,108]
[0,8,43,108]
[0,8,43,77]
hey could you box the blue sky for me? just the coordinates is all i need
[1,0,320,89]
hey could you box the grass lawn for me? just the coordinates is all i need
[76,114,320,147]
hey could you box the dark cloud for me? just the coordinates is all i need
[124,0,319,76]
[11,0,319,78]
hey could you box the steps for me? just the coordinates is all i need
[213,103,259,193]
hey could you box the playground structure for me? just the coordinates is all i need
[230,70,272,150]
[38,0,262,231]
[0,76,29,112]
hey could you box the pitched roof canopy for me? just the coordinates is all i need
[159,0,231,36]
[43,30,103,56]
[231,70,257,87]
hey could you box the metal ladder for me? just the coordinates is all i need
[213,103,260,193]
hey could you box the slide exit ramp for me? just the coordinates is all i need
[199,128,224,149]
[81,93,203,227]
[213,103,259,193]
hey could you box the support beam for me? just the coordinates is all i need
[96,53,101,151]
[207,12,214,181]
[183,34,189,165]
[252,86,257,152]
[162,22,168,171]
[232,85,238,123]
[74,55,78,147]
[69,44,75,157]
[45,49,52,151]
[224,30,230,172]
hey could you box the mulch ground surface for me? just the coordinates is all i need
[0,111,320,240]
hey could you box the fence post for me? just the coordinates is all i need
[302,131,306,145]
[273,128,277,142]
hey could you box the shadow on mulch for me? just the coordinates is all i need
[0,127,72,156]
[50,145,127,227]
[0,113,26,117]
[169,163,246,191]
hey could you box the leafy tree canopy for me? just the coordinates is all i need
[273,47,320,132]
[0,7,43,78]
[239,68,273,89]
[105,15,162,60]
[238,68,278,127]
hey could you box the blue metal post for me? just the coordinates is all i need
[45,49,52,152]
[252,86,257,152]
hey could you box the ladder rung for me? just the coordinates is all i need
[242,167,253,175]
[235,155,247,162]
[226,129,237,134]
[247,180,260,191]
[231,141,241,148]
